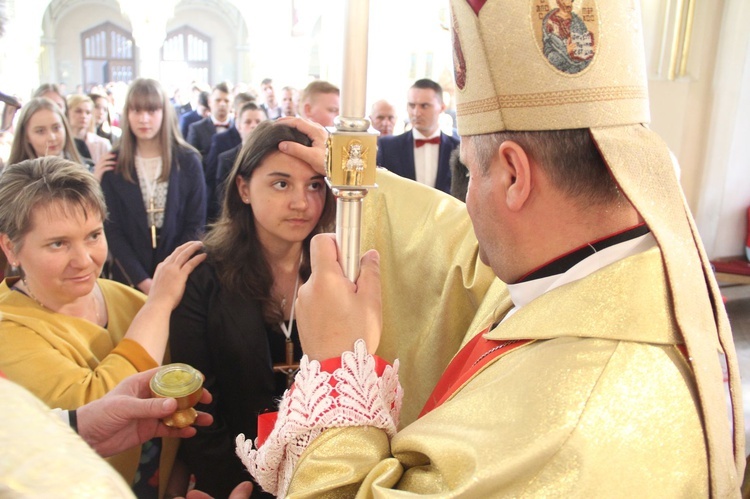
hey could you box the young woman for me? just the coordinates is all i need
[7,97,84,166]
[66,94,113,162]
[90,91,122,146]
[0,156,205,497]
[169,120,334,498]
[101,78,206,294]
[32,83,94,162]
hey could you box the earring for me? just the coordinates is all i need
[243,198,249,203]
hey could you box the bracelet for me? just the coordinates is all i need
[69,408,79,433]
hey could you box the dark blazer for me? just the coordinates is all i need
[169,262,296,498]
[179,109,202,139]
[204,127,241,220]
[376,130,460,194]
[100,147,206,286]
[211,143,242,221]
[186,116,224,160]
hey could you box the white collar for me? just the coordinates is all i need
[503,233,656,322]
[211,116,231,126]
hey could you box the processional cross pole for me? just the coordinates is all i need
[326,0,378,282]
[274,0,377,387]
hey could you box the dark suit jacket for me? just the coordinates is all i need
[211,143,242,221]
[169,262,295,498]
[187,116,227,161]
[179,110,201,139]
[204,127,241,220]
[376,130,460,194]
[100,147,206,286]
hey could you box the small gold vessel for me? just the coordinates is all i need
[149,363,204,428]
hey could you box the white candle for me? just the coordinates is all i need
[341,0,370,118]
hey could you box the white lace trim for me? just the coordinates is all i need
[236,339,402,497]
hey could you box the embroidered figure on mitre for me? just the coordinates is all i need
[541,0,596,74]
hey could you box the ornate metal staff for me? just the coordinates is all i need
[326,0,377,282]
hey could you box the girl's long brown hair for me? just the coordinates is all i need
[115,78,195,183]
[8,98,83,166]
[204,120,335,324]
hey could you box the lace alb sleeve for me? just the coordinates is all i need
[236,339,402,498]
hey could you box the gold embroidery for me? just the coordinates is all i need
[457,86,647,115]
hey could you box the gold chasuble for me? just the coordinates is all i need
[289,247,712,497]
[362,169,505,426]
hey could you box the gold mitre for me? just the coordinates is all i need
[450,0,648,134]
[449,0,744,493]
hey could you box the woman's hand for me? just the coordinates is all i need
[147,241,206,311]
[124,241,205,364]
[92,152,117,182]
[275,117,328,176]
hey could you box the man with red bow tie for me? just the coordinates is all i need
[376,79,460,194]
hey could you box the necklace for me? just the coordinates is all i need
[273,253,303,388]
[22,277,102,325]
[136,155,164,249]
[278,270,300,342]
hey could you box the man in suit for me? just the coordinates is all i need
[369,99,397,137]
[299,80,339,127]
[203,92,256,220]
[213,102,268,218]
[179,90,209,139]
[259,78,282,120]
[280,86,299,117]
[376,79,460,193]
[186,82,232,162]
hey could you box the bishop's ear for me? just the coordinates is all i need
[497,140,532,212]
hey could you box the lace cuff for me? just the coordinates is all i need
[236,339,402,498]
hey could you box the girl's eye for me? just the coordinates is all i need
[273,181,288,190]
[308,181,323,191]
[49,241,64,249]
[89,230,103,241]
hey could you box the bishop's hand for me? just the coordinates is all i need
[275,116,328,176]
[296,233,382,361]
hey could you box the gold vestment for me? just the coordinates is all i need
[287,247,713,497]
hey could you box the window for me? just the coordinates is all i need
[81,22,135,89]
[161,26,211,88]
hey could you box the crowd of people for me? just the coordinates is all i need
[0,0,746,497]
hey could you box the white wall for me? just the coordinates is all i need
[643,0,750,257]
[167,4,240,87]
[695,0,750,257]
[46,4,130,91]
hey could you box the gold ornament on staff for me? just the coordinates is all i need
[326,0,378,282]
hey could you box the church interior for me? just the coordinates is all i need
[1,0,750,488]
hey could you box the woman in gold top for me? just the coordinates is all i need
[0,156,205,498]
